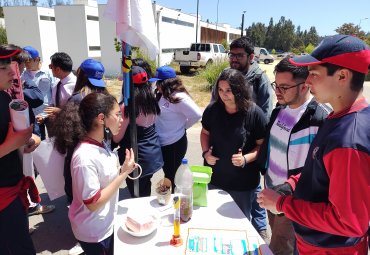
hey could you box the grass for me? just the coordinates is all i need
[106,61,279,109]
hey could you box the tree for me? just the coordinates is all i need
[335,23,366,39]
[264,18,275,50]
[0,26,7,44]
[306,26,319,45]
[246,22,266,47]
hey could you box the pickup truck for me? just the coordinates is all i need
[173,43,228,74]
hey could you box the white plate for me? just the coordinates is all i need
[121,215,158,237]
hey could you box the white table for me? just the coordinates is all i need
[114,189,273,254]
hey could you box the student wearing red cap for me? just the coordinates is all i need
[113,66,163,197]
[0,45,38,254]
[257,34,370,254]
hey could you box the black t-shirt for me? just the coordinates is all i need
[202,101,267,191]
[0,91,23,187]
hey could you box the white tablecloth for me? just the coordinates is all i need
[114,189,273,254]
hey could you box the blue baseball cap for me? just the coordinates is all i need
[23,46,39,59]
[80,59,105,87]
[290,34,370,74]
[149,66,176,82]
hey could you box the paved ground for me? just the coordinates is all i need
[30,81,370,254]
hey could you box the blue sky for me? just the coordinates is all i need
[98,0,370,36]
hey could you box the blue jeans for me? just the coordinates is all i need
[251,184,267,232]
[0,197,36,255]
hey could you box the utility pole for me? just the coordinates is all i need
[241,11,246,36]
[195,0,199,43]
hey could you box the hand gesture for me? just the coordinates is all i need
[5,122,33,150]
[24,134,41,153]
[231,148,245,167]
[120,148,137,175]
[44,106,61,121]
[257,188,282,214]
[204,146,219,165]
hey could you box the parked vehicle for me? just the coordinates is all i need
[277,52,295,58]
[173,43,228,74]
[254,47,275,64]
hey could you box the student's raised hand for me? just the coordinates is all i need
[5,122,33,150]
[204,146,219,165]
[44,106,61,121]
[120,148,137,175]
[231,148,245,167]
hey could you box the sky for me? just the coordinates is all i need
[97,0,370,36]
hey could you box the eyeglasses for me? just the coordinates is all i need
[228,52,248,60]
[271,81,305,94]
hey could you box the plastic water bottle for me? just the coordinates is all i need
[174,158,193,222]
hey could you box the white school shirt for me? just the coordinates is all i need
[155,92,202,146]
[51,72,77,107]
[69,141,120,243]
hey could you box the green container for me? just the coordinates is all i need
[190,166,212,207]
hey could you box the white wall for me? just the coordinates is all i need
[55,5,100,70]
[98,4,121,77]
[4,6,58,66]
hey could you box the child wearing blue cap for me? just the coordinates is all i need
[150,66,202,191]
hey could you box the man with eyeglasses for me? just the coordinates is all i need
[256,57,328,254]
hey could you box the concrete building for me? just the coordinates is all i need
[4,2,240,76]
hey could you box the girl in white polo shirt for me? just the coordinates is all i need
[150,66,202,190]
[54,92,137,255]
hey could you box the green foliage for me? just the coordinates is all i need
[271,49,276,54]
[132,48,157,75]
[198,61,229,91]
[221,39,229,51]
[335,23,366,40]
[0,26,7,45]
[305,43,315,54]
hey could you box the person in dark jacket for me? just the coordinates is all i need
[256,57,328,255]
[257,34,370,255]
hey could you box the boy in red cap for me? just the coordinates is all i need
[0,45,39,254]
[257,34,370,254]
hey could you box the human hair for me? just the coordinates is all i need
[73,67,108,96]
[274,57,309,81]
[155,77,189,104]
[215,68,253,112]
[54,92,117,154]
[132,58,153,78]
[320,63,365,92]
[50,52,73,72]
[230,36,254,55]
[124,82,160,118]
[0,44,18,65]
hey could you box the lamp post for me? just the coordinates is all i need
[196,0,199,43]
[241,11,246,36]
[359,17,368,28]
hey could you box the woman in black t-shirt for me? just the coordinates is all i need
[200,68,267,219]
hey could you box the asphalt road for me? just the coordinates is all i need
[30,82,370,254]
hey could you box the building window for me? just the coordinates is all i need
[162,16,194,28]
[89,46,101,51]
[87,15,99,21]
[39,15,55,21]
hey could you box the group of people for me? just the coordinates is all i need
[0,33,369,255]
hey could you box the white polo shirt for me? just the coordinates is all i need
[69,141,120,243]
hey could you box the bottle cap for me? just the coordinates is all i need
[182,158,188,164]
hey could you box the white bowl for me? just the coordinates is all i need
[121,215,158,237]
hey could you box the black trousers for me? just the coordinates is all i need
[161,133,188,191]
[126,174,153,198]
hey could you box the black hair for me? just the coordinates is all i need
[124,82,160,118]
[229,36,254,55]
[54,92,117,154]
[73,67,108,96]
[50,52,73,72]
[275,57,309,81]
[0,44,19,65]
[155,77,190,104]
[215,68,253,112]
[321,63,365,92]
[132,58,153,78]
